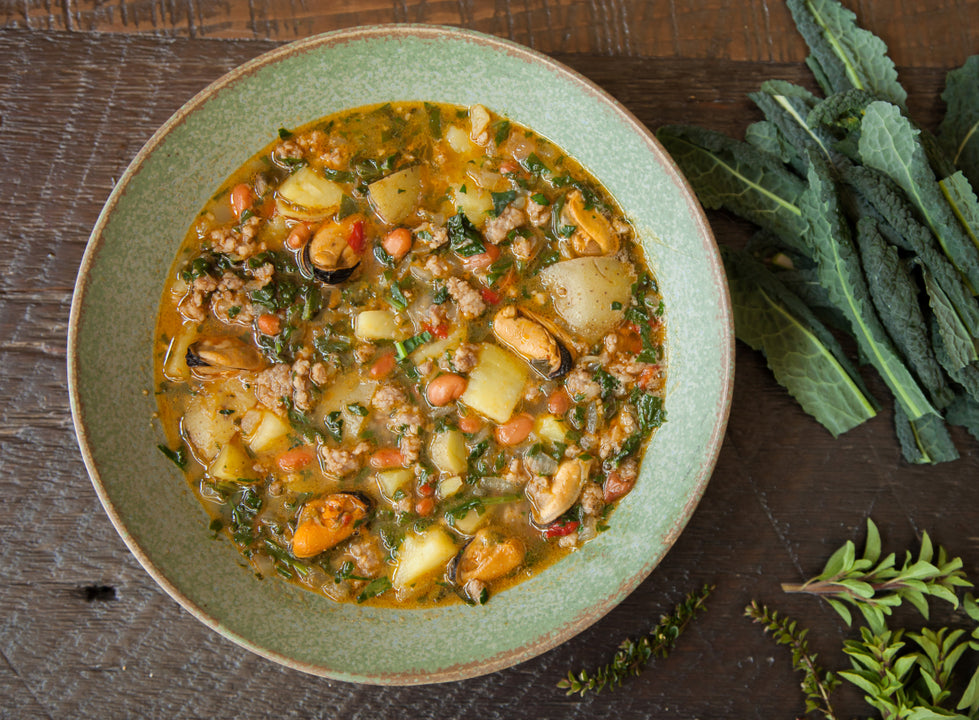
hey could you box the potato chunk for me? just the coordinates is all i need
[459,344,529,423]
[276,167,343,221]
[368,166,422,224]
[539,257,635,344]
[392,527,458,591]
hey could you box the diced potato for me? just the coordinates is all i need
[181,394,238,461]
[410,323,467,364]
[392,527,458,591]
[376,468,414,500]
[368,166,422,224]
[355,310,401,341]
[208,439,259,482]
[314,372,378,442]
[535,414,569,444]
[450,183,493,227]
[276,167,344,221]
[245,411,292,453]
[451,508,486,536]
[438,475,464,499]
[539,257,636,344]
[163,324,196,381]
[445,125,476,154]
[460,344,529,423]
[430,429,468,475]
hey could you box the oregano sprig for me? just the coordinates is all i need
[557,584,713,697]
[745,601,840,719]
[780,519,972,633]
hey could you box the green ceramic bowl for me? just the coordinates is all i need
[68,25,733,684]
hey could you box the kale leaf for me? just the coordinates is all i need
[723,246,877,437]
[786,0,906,109]
[858,101,979,292]
[799,151,937,423]
[656,125,809,253]
[855,217,953,410]
[938,55,979,190]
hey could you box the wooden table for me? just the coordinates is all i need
[3,2,978,717]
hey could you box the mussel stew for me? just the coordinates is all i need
[154,102,666,607]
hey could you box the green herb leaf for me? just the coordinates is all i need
[446,212,486,257]
[723,246,877,436]
[424,102,442,139]
[325,411,344,442]
[491,190,517,217]
[631,390,666,433]
[493,119,511,146]
[357,576,392,603]
[388,281,408,310]
[785,0,906,108]
[157,443,187,469]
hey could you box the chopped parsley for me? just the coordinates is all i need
[447,212,486,257]
[157,443,187,469]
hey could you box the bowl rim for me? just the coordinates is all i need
[67,23,734,683]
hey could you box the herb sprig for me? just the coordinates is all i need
[753,519,979,720]
[557,584,713,697]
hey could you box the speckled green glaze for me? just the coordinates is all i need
[67,26,733,684]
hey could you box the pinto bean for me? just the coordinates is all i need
[381,227,413,260]
[547,388,571,415]
[370,447,405,469]
[230,183,254,219]
[458,413,484,434]
[369,351,396,379]
[277,447,314,473]
[285,222,314,250]
[426,373,467,407]
[495,413,534,446]
[603,470,636,503]
[257,313,282,335]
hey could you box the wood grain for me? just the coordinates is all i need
[2,17,979,720]
[2,0,978,67]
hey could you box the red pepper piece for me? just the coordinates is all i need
[544,520,580,538]
[423,322,450,339]
[347,218,366,254]
[481,287,501,305]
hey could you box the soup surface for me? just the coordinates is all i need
[154,102,666,607]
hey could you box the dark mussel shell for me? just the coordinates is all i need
[300,222,361,285]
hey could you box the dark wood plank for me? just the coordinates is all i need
[2,0,978,67]
[1,27,978,720]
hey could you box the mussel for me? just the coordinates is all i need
[564,190,619,257]
[526,458,591,526]
[291,492,371,559]
[450,527,525,586]
[492,305,574,379]
[298,220,361,284]
[185,336,265,378]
